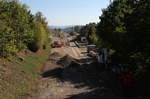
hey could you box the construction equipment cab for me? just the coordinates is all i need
[87,45,96,53]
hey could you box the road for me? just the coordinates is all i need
[28,37,122,99]
[50,41,86,59]
[28,42,91,99]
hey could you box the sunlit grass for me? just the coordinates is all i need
[0,47,51,99]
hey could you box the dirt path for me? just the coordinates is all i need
[28,46,91,99]
[28,44,122,99]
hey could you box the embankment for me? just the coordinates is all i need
[0,47,50,99]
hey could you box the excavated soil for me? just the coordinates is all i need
[28,50,124,99]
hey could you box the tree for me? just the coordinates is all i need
[74,25,82,33]
[0,1,51,57]
[97,0,150,78]
[28,12,50,52]
[79,23,97,43]
[97,0,135,62]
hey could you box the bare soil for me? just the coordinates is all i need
[28,46,123,99]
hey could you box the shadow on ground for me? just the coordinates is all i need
[42,67,63,78]
[41,55,149,99]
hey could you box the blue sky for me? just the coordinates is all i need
[21,0,110,26]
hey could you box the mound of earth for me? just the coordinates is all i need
[49,52,62,62]
[50,52,62,57]
[57,55,76,67]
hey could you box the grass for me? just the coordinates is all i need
[0,46,51,99]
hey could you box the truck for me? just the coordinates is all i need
[51,41,64,48]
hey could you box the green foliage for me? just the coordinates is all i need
[97,0,150,77]
[51,28,62,36]
[79,23,97,44]
[0,0,51,57]
[0,47,51,99]
[28,12,49,52]
[32,21,49,51]
[74,25,82,33]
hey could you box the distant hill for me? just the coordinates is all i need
[49,25,84,32]
[49,25,74,30]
